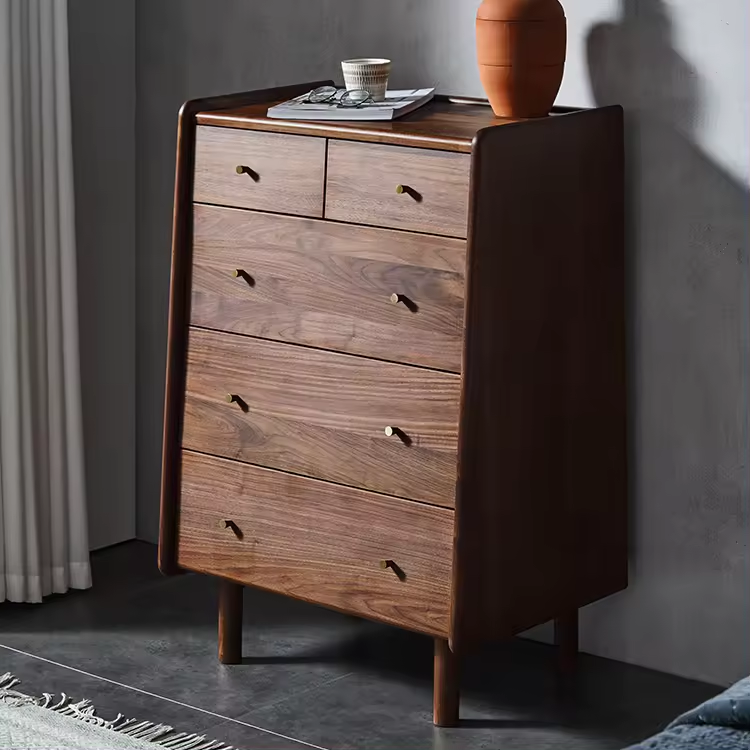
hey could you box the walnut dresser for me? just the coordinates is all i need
[159,82,627,726]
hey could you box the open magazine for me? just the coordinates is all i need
[267,88,435,121]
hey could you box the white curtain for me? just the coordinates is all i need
[0,0,91,602]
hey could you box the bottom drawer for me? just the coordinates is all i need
[177,451,454,637]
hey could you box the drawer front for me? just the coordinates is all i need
[194,127,326,217]
[191,205,466,372]
[325,140,471,238]
[178,451,453,637]
[182,329,460,507]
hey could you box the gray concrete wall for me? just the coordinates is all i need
[134,0,748,687]
[68,0,136,549]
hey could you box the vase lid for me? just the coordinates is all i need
[477,0,565,21]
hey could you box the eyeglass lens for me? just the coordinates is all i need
[306,86,372,107]
[340,89,371,107]
[307,86,338,103]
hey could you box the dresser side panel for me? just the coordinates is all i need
[452,107,627,645]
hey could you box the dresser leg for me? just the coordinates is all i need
[554,609,578,676]
[433,638,460,727]
[218,579,243,664]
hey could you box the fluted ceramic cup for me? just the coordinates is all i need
[341,58,391,102]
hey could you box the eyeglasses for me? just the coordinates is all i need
[304,86,373,108]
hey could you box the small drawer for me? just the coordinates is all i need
[182,329,460,507]
[177,451,453,637]
[194,127,326,217]
[325,140,471,238]
[191,205,466,372]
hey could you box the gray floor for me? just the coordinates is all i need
[0,542,719,750]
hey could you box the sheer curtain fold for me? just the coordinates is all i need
[0,0,90,603]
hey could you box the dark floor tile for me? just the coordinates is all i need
[0,542,722,750]
[0,646,307,748]
[0,541,165,632]
[0,566,361,719]
[233,631,719,750]
[202,716,323,750]
[235,669,617,750]
[461,638,718,739]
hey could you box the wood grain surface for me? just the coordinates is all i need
[218,579,243,664]
[177,451,454,637]
[433,638,460,727]
[182,328,461,506]
[326,140,471,238]
[197,95,582,153]
[194,126,326,217]
[191,205,466,371]
[160,80,331,576]
[451,106,627,646]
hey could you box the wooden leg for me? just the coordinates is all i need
[218,579,243,664]
[554,609,578,677]
[433,638,460,727]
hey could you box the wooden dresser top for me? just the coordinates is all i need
[196,92,582,153]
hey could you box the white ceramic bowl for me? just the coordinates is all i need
[341,58,391,102]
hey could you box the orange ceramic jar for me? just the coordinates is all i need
[476,0,567,118]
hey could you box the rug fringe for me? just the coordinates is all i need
[0,674,233,749]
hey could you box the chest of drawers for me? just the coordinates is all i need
[159,82,627,726]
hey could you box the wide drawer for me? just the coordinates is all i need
[182,329,460,507]
[194,127,326,218]
[325,140,471,238]
[177,451,453,637]
[191,205,466,372]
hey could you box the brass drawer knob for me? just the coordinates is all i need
[380,559,394,570]
[384,425,411,445]
[225,393,249,412]
[231,268,255,287]
[218,519,232,529]
[236,165,260,181]
[395,184,422,202]
[388,292,417,312]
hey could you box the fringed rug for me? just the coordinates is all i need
[0,673,234,750]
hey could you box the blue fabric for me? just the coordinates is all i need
[670,677,750,731]
[627,677,750,750]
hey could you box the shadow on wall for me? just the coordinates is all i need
[582,0,749,682]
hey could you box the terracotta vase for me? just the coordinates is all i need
[476,0,567,118]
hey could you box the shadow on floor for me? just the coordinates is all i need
[0,543,721,750]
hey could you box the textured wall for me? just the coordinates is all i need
[134,0,748,686]
[68,0,136,549]
[560,0,749,691]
